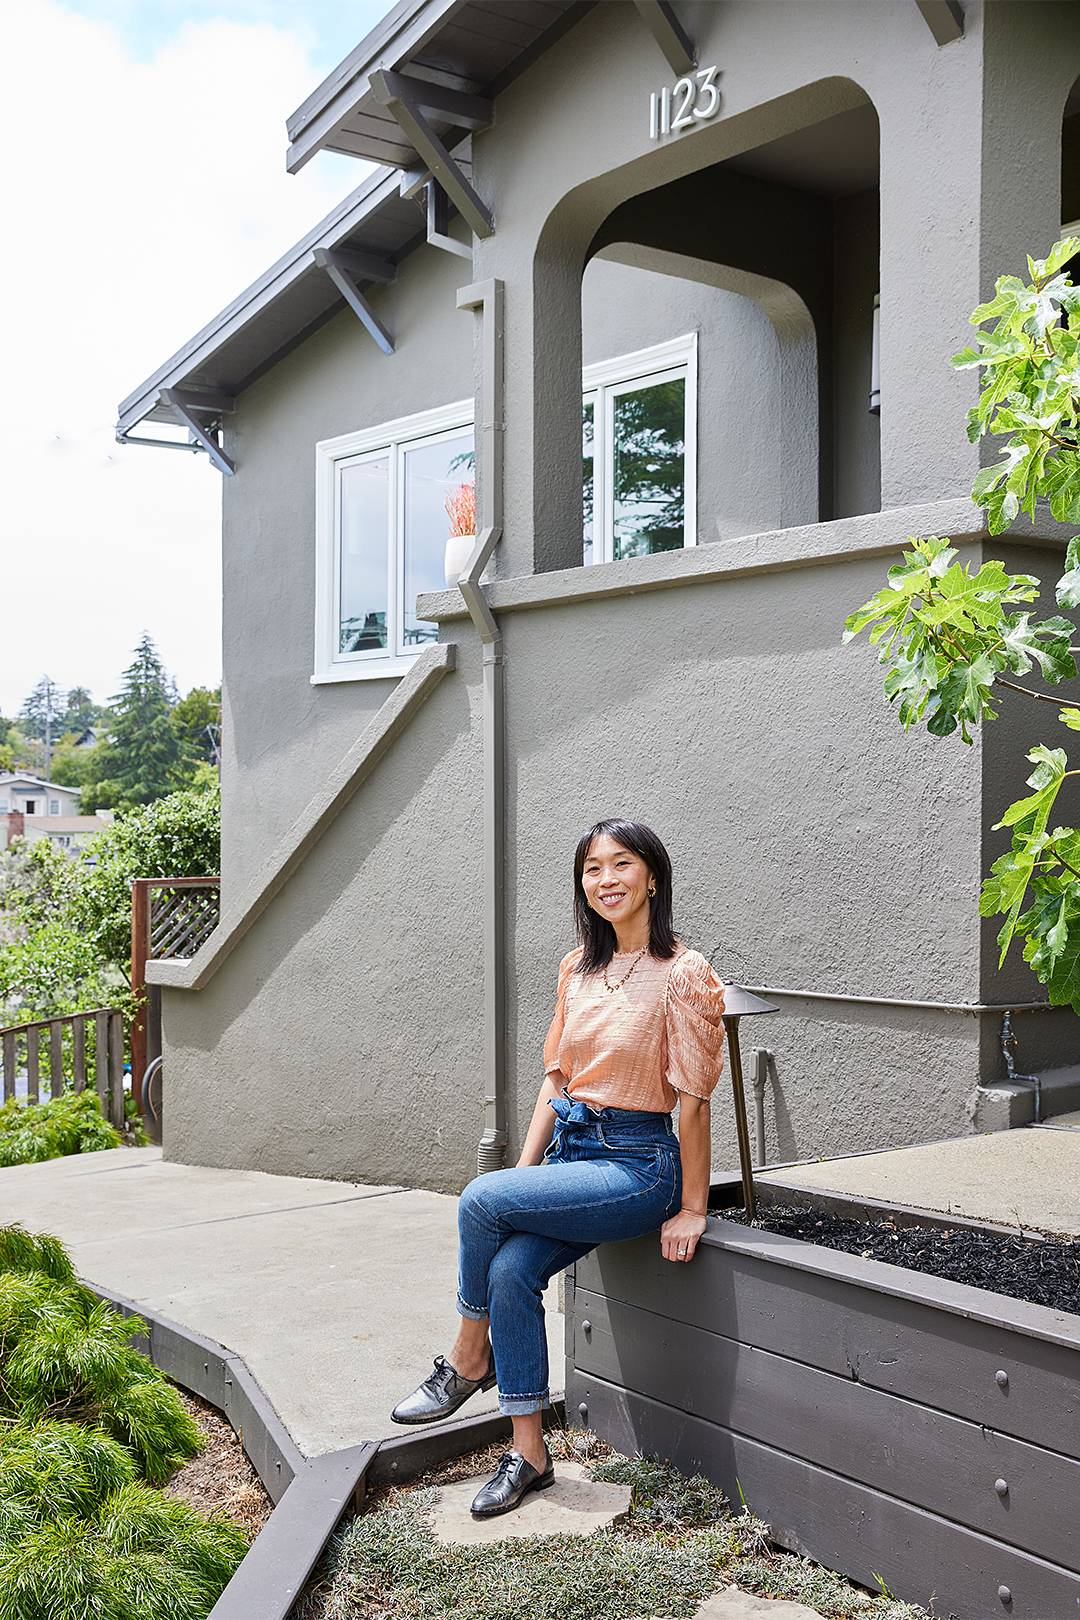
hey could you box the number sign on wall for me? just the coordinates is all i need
[649,67,720,139]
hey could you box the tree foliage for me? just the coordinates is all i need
[79,635,184,813]
[846,239,1080,1010]
[952,236,1080,534]
[170,686,221,769]
[0,787,219,1022]
[17,678,66,745]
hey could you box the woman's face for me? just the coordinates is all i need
[581,833,653,938]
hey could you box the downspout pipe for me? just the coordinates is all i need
[456,279,507,1175]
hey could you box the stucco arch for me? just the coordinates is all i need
[517,76,878,573]
[593,245,819,532]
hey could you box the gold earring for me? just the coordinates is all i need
[648,884,656,897]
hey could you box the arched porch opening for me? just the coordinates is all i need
[578,100,879,567]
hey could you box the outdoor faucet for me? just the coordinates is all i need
[1000,1011,1041,1124]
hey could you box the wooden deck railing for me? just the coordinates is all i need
[130,877,221,1143]
[0,1009,126,1131]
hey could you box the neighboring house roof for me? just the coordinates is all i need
[0,774,76,795]
[22,818,104,833]
[116,0,590,441]
[284,0,589,173]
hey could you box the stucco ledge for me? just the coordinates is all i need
[417,498,1072,624]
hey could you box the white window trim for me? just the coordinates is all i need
[582,333,697,566]
[313,335,697,683]
[313,398,473,684]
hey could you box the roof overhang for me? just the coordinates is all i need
[285,0,593,174]
[116,168,427,443]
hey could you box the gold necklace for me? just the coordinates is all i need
[602,945,648,994]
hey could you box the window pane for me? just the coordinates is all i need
[339,456,389,653]
[611,377,685,561]
[582,398,595,566]
[403,432,474,649]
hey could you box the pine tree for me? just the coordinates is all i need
[18,677,66,744]
[83,635,184,810]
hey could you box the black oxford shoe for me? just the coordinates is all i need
[390,1353,497,1425]
[470,1447,556,1517]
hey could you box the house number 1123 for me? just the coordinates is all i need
[649,67,720,139]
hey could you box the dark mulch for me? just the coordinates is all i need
[724,1205,1080,1316]
[165,1389,274,1537]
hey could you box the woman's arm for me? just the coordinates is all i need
[516,1077,562,1167]
[660,1093,710,1262]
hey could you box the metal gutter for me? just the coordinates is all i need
[455,279,508,1176]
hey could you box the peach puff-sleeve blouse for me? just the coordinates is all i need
[543,945,726,1114]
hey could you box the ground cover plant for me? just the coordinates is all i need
[728,1205,1080,1315]
[0,1224,248,1619]
[293,1435,928,1620]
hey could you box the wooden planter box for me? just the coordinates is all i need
[566,1217,1080,1618]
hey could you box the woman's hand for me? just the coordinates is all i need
[661,1207,707,1263]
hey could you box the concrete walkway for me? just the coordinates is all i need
[0,1147,563,1458]
[759,1127,1080,1236]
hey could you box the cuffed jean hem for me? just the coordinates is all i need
[456,1294,489,1321]
[498,1392,551,1415]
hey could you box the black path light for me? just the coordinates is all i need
[722,986,778,1220]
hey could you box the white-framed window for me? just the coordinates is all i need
[314,400,474,683]
[582,334,697,566]
[49,799,60,816]
[0,801,8,813]
[313,339,696,683]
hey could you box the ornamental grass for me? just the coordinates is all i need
[0,1224,249,1619]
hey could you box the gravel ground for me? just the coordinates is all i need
[724,1206,1080,1314]
[164,1389,274,1538]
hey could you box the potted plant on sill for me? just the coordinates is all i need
[444,481,475,588]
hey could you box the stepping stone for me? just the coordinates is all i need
[427,1459,631,1545]
[687,1586,827,1619]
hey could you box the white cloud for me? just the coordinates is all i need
[0,1,369,714]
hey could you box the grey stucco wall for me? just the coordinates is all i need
[219,241,474,904]
[582,256,783,540]
[159,1,1080,1191]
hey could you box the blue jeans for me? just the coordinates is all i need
[456,1097,682,1415]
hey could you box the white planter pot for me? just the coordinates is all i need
[444,532,475,588]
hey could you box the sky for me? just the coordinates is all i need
[0,0,393,718]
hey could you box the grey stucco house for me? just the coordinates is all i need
[119,0,1080,1193]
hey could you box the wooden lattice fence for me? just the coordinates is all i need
[131,877,221,1140]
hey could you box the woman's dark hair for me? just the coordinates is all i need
[573,818,676,973]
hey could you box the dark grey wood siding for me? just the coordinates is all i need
[566,1223,1080,1619]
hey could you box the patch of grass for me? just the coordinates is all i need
[0,1091,121,1167]
[294,1452,931,1620]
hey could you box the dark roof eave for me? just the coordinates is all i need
[115,167,406,436]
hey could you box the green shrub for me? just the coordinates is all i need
[0,1266,202,1482]
[0,1478,247,1620]
[0,1093,120,1168]
[0,1226,247,1619]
